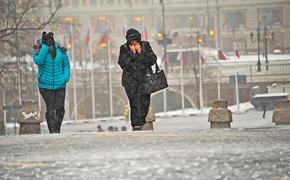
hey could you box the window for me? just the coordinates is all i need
[272,32,284,49]
[72,0,79,7]
[166,14,204,30]
[90,0,96,5]
[108,0,114,4]
[63,0,70,6]
[222,10,246,30]
[117,0,122,4]
[258,8,283,27]
[81,0,87,6]
[124,0,132,4]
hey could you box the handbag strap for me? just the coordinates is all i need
[155,63,160,73]
[141,41,160,73]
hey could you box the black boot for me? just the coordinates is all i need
[55,109,65,133]
[46,111,56,134]
[132,126,142,131]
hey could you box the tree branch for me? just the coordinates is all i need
[0,1,61,37]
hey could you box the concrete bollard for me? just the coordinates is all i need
[208,99,233,128]
[272,100,290,125]
[142,107,156,130]
[19,100,42,135]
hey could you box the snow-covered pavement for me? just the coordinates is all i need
[1,125,290,180]
[1,110,290,179]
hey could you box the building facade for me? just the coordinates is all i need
[54,0,290,59]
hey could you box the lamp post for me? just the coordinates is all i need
[160,0,168,115]
[250,26,274,72]
[65,17,78,121]
[196,31,204,112]
[231,28,240,112]
[263,27,275,71]
[250,27,262,72]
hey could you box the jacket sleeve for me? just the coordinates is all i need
[32,44,49,66]
[118,45,137,70]
[63,52,70,82]
[140,41,157,66]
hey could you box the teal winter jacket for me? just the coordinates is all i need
[33,40,70,90]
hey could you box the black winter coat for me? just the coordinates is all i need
[118,41,157,88]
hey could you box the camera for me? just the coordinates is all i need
[42,31,54,46]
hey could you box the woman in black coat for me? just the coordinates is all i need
[118,29,157,131]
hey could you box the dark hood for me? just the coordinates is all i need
[126,28,141,44]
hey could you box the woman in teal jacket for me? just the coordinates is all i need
[33,32,70,133]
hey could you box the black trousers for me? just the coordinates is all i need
[125,84,151,127]
[39,88,66,133]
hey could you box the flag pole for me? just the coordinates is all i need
[179,49,185,115]
[217,66,221,99]
[88,19,96,120]
[198,44,204,113]
[108,37,113,120]
[234,42,240,112]
[70,22,78,121]
[3,89,6,135]
[161,0,167,116]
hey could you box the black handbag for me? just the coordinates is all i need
[142,63,168,94]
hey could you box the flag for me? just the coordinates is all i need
[235,49,240,58]
[200,55,205,65]
[67,32,72,49]
[177,51,185,65]
[161,55,168,65]
[98,21,111,45]
[218,50,227,60]
[143,25,149,41]
[85,29,90,46]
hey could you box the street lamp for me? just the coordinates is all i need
[263,27,275,71]
[250,27,262,72]
[196,31,204,112]
[160,0,168,115]
[64,17,78,121]
[250,26,274,72]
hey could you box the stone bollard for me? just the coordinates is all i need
[272,100,290,125]
[18,100,41,135]
[142,107,156,130]
[208,99,233,128]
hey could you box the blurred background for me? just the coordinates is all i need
[0,0,290,128]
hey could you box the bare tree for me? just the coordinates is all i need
[0,0,61,56]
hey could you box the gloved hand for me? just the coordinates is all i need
[33,39,41,54]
